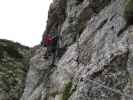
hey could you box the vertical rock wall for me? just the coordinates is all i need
[21,0,133,100]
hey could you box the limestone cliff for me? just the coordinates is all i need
[0,39,30,100]
[21,0,133,100]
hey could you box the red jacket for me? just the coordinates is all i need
[43,34,54,46]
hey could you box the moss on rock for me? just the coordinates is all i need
[62,81,73,100]
[62,81,77,100]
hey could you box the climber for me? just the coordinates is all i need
[42,32,60,66]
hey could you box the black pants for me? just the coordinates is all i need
[45,45,57,65]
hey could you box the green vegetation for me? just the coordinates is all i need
[124,0,133,24]
[62,81,77,100]
[0,59,27,100]
[62,81,73,100]
[0,39,30,100]
[0,45,23,59]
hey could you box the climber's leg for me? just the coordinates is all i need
[44,50,49,59]
[51,51,56,66]
[50,45,58,67]
[44,46,52,59]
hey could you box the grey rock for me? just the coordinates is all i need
[21,0,133,100]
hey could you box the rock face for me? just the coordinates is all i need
[0,39,30,100]
[21,0,133,100]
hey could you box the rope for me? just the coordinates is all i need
[75,17,80,66]
[76,32,80,66]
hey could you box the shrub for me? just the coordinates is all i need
[4,45,23,59]
[0,45,23,59]
[0,46,4,59]
[62,81,77,100]
[62,81,73,100]
[124,0,133,24]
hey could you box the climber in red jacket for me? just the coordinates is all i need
[42,32,60,66]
